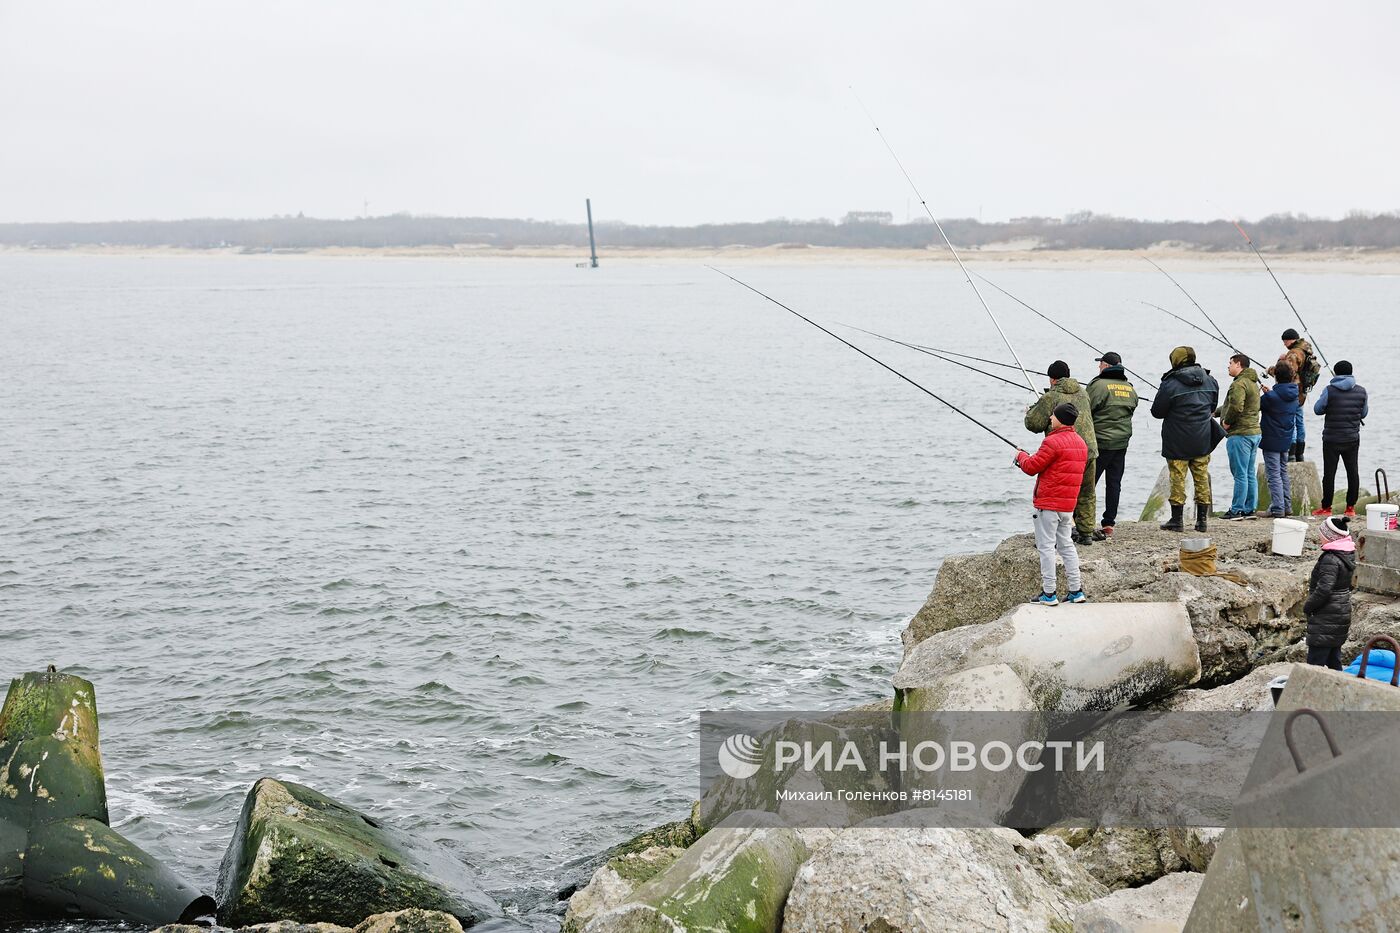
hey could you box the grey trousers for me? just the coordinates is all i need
[1033,509,1082,595]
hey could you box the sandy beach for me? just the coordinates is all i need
[8,243,1400,274]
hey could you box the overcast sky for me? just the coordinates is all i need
[3,2,1396,225]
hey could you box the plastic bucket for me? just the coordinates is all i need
[1367,502,1399,532]
[1272,518,1308,556]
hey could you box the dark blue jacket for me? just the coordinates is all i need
[1313,376,1369,445]
[1150,364,1220,460]
[1260,381,1300,453]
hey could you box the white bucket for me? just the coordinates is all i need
[1367,502,1399,532]
[1272,518,1308,557]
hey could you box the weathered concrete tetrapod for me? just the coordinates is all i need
[894,602,1203,712]
[0,670,214,924]
[1356,528,1400,597]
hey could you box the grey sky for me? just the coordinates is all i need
[3,1,1396,225]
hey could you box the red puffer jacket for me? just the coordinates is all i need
[1016,425,1089,512]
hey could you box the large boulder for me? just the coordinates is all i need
[0,670,213,926]
[781,810,1106,932]
[586,811,806,933]
[1253,460,1323,517]
[1074,872,1203,932]
[562,846,684,933]
[1069,828,1186,892]
[903,521,1310,687]
[895,603,1201,713]
[217,779,497,928]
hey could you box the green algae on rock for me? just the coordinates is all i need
[0,670,212,926]
[587,811,807,933]
[216,778,497,928]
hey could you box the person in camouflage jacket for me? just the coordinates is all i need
[1085,352,1138,535]
[1025,361,1098,543]
[1266,328,1321,461]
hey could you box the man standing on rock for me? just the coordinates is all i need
[1312,360,1368,518]
[1025,361,1098,546]
[1266,328,1322,461]
[1085,352,1138,538]
[1151,346,1220,533]
[1015,402,1089,606]
[1217,354,1262,521]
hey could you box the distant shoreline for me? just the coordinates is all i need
[7,243,1400,273]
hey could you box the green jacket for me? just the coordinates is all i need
[1217,367,1262,437]
[1025,377,1098,459]
[1085,366,1139,451]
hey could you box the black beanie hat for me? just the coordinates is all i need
[1335,360,1353,376]
[1282,328,1300,341]
[1047,360,1071,379]
[1053,402,1079,425]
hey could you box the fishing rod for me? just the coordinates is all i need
[1140,301,1271,375]
[849,89,1036,395]
[1141,256,1233,348]
[839,324,1038,394]
[972,273,1160,391]
[708,267,1019,449]
[1227,219,1333,372]
[839,324,1047,376]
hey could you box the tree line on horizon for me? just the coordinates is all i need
[3,211,1400,251]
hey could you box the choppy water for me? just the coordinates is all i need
[3,253,1396,928]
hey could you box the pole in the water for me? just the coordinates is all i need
[585,198,599,269]
[1227,218,1331,373]
[849,87,1036,395]
[709,267,1019,449]
[1141,256,1232,348]
[972,273,1160,391]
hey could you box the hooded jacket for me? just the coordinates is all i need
[1150,358,1220,461]
[1313,375,1369,445]
[1259,382,1300,453]
[1025,377,1098,459]
[1086,366,1138,451]
[1016,425,1090,513]
[1269,337,1320,403]
[1217,367,1262,437]
[1305,546,1356,648]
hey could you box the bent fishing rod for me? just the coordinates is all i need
[1141,256,1233,348]
[972,273,1160,391]
[708,267,1019,449]
[850,88,1036,395]
[1227,219,1332,373]
[838,324,1039,394]
[1140,301,1270,373]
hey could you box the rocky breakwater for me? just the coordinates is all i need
[0,669,499,930]
[905,518,1316,686]
[563,517,1399,932]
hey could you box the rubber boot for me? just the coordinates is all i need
[1195,504,1209,533]
[1296,440,1306,462]
[1160,504,1184,532]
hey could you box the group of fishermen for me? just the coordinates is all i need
[1013,328,1370,608]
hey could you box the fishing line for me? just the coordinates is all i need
[1226,218,1333,373]
[1140,300,1270,372]
[840,324,1039,393]
[973,273,1160,391]
[849,87,1036,394]
[709,267,1019,449]
[1141,256,1234,348]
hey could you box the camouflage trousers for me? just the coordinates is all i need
[1168,456,1213,506]
[1075,457,1097,535]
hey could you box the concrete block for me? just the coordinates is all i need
[1356,562,1400,598]
[1274,662,1400,713]
[1359,528,1400,568]
[895,602,1202,712]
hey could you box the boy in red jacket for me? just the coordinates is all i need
[1014,402,1090,606]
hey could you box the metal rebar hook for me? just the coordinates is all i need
[1355,635,1400,687]
[1284,708,1342,773]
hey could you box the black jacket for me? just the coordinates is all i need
[1304,549,1356,648]
[1150,364,1220,461]
[1313,376,1369,446]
